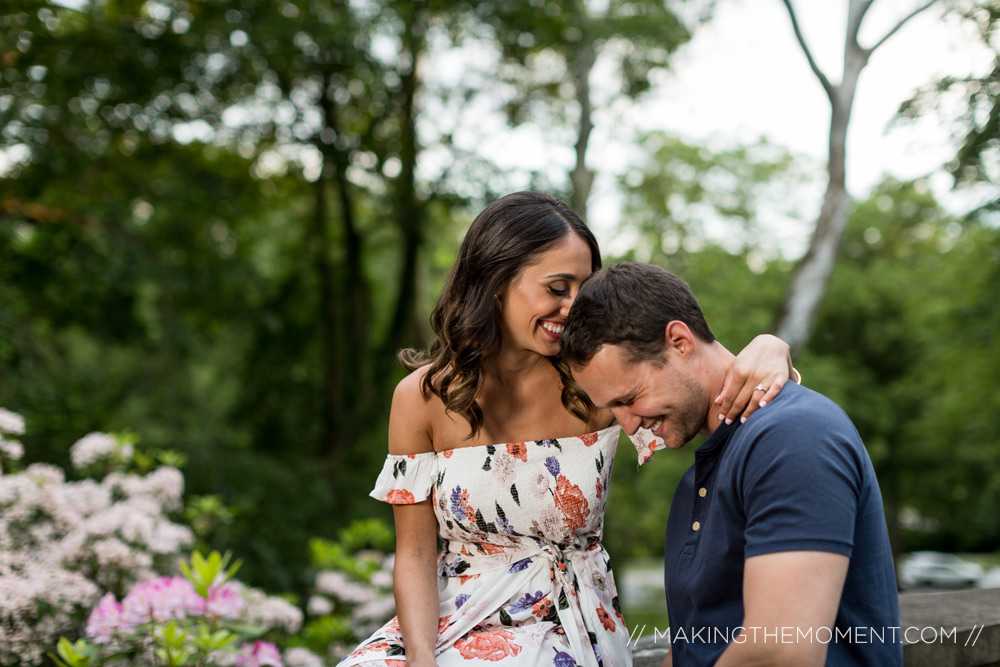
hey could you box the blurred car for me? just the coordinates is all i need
[899,551,983,589]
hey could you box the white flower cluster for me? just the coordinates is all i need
[0,411,196,665]
[70,432,133,470]
[229,579,305,634]
[0,408,25,436]
[310,550,396,639]
[0,408,25,474]
[282,647,326,667]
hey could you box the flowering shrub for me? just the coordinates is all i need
[0,407,373,667]
[0,417,197,664]
[0,409,315,666]
[292,520,396,661]
[53,550,297,666]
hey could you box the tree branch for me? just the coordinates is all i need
[848,0,876,44]
[780,0,836,101]
[865,0,938,55]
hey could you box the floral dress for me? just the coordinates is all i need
[338,424,659,667]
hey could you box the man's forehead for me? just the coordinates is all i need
[574,345,642,398]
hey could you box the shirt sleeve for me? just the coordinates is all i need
[369,452,438,505]
[737,417,866,558]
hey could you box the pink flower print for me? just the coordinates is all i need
[455,629,522,661]
[85,593,134,644]
[348,641,390,659]
[385,489,416,504]
[506,442,528,462]
[554,475,590,532]
[235,640,284,667]
[580,432,599,447]
[597,603,616,632]
[491,450,517,488]
[529,467,551,499]
[449,486,475,521]
[531,597,553,619]
[438,614,452,633]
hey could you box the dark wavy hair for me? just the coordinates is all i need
[400,191,602,438]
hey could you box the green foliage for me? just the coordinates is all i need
[801,178,1000,552]
[297,615,355,652]
[184,495,238,553]
[179,550,241,598]
[897,2,1000,214]
[310,518,395,579]
[51,638,95,667]
[616,132,813,270]
[473,0,693,124]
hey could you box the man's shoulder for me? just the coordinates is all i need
[741,382,854,434]
[727,382,866,465]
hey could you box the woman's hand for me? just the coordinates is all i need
[715,334,794,425]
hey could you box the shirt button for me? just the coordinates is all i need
[692,521,701,531]
[698,487,707,497]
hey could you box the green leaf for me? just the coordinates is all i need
[54,638,94,667]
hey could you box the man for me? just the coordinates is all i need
[560,263,901,666]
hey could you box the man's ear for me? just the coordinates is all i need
[664,320,696,359]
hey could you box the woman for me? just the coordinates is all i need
[339,192,794,667]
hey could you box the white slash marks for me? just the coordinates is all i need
[965,624,984,647]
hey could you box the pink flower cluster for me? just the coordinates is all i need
[235,641,284,667]
[85,575,246,644]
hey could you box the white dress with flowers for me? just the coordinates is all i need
[338,425,654,667]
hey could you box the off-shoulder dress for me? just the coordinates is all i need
[338,424,641,667]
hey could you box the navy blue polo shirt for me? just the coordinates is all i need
[664,382,901,666]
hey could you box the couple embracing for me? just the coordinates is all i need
[339,192,901,667]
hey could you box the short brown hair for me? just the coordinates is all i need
[560,262,715,368]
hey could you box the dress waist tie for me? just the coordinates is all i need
[435,543,607,667]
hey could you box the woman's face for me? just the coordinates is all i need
[498,232,595,358]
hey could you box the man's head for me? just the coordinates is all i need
[560,262,719,448]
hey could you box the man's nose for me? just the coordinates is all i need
[612,408,641,436]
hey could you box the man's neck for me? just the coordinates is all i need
[698,341,736,437]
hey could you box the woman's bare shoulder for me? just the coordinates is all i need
[388,366,440,455]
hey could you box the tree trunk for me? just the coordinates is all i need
[569,31,596,220]
[381,0,425,377]
[322,74,372,460]
[772,0,935,353]
[312,161,340,459]
[773,94,854,352]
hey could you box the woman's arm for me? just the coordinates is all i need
[392,502,441,667]
[715,334,796,425]
[387,372,441,667]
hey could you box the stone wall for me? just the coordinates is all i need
[630,588,1000,667]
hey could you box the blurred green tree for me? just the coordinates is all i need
[897,1,1000,216]
[467,0,695,218]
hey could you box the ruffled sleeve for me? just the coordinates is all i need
[369,452,438,504]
